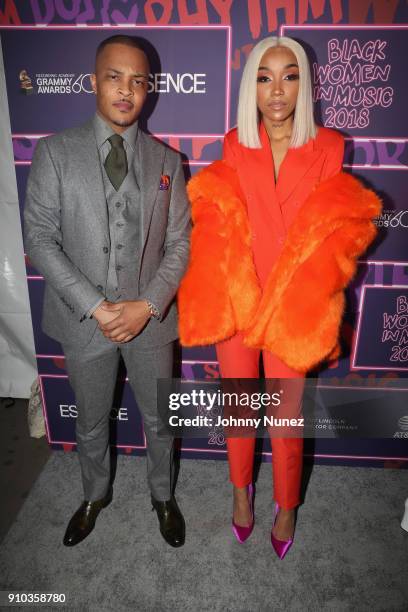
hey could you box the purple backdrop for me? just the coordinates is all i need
[1,0,407,467]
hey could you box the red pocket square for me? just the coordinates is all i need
[159,175,170,191]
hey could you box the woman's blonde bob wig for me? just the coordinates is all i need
[237,36,317,148]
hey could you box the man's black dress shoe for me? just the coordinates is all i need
[63,486,113,547]
[151,495,185,547]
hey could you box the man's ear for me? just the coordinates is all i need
[90,73,97,94]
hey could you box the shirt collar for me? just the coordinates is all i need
[93,112,139,151]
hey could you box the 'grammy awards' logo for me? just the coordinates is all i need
[19,69,34,95]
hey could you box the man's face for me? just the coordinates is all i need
[90,43,149,133]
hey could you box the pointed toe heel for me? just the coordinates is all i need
[232,483,254,543]
[270,502,294,560]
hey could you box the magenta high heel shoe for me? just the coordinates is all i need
[232,483,254,543]
[271,502,294,559]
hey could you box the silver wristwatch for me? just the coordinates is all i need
[147,301,160,320]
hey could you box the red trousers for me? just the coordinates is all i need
[216,332,304,510]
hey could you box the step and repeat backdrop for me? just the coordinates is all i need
[1,0,407,466]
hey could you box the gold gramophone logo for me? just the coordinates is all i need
[19,69,34,95]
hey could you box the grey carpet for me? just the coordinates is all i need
[0,454,407,612]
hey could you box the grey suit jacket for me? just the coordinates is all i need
[24,119,191,349]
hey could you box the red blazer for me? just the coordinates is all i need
[223,122,345,286]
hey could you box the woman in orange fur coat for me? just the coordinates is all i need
[178,36,381,558]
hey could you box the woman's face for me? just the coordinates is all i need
[256,46,300,125]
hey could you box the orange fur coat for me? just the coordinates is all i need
[178,160,382,372]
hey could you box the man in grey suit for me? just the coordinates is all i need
[24,35,190,547]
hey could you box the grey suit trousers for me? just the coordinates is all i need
[62,328,174,502]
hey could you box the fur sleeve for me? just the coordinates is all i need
[178,161,261,346]
[178,195,236,346]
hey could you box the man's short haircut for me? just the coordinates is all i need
[96,35,148,65]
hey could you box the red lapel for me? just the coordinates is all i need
[276,128,323,206]
[242,122,286,238]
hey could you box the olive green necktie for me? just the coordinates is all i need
[104,133,128,191]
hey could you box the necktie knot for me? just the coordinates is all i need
[108,133,125,150]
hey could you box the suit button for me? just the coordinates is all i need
[116,222,124,228]
[102,246,109,253]
[97,284,103,291]
[117,244,123,250]
[116,265,123,271]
